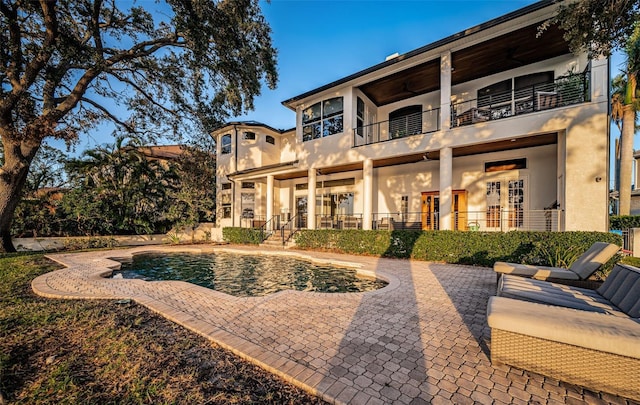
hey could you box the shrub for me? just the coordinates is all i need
[222,227,264,245]
[293,230,622,268]
[62,237,119,251]
[610,215,640,230]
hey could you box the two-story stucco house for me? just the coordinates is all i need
[212,0,610,234]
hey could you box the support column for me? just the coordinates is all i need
[266,175,274,230]
[439,147,453,230]
[307,168,316,229]
[363,158,373,230]
[440,51,452,131]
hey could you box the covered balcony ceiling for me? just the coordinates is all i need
[359,23,570,107]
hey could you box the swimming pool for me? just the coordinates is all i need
[112,252,387,297]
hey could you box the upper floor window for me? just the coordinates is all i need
[221,182,232,190]
[221,134,231,155]
[302,97,343,141]
[243,131,256,140]
[241,182,255,189]
[265,135,275,145]
[389,105,422,138]
[356,97,365,137]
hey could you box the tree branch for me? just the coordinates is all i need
[79,96,136,133]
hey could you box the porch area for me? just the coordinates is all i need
[241,209,563,233]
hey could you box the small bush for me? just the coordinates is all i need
[293,230,622,268]
[63,236,119,251]
[222,227,264,245]
[610,215,640,230]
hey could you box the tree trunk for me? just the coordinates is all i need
[618,104,636,215]
[0,139,41,252]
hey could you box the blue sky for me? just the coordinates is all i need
[63,0,626,153]
[233,0,545,130]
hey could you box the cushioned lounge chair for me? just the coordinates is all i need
[493,241,619,285]
[488,263,640,400]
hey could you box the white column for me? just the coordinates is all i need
[266,175,274,230]
[363,158,373,230]
[307,168,316,229]
[440,51,452,130]
[439,147,453,230]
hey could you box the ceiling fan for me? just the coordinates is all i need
[402,81,420,95]
[507,47,525,65]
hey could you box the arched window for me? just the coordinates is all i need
[389,105,422,139]
[220,134,231,155]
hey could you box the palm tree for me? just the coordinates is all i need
[615,25,640,215]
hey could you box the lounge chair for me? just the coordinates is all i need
[487,263,640,400]
[493,242,619,285]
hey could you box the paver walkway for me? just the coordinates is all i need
[32,245,637,405]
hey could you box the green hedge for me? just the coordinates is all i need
[610,215,640,230]
[222,227,264,244]
[294,230,622,268]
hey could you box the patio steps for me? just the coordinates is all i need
[259,230,296,249]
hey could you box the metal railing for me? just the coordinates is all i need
[353,108,440,147]
[315,214,364,230]
[256,214,281,242]
[371,209,563,232]
[280,213,303,246]
[451,71,590,128]
[240,214,267,229]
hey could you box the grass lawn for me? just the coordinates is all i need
[0,253,326,404]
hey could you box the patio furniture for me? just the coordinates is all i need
[319,216,333,229]
[487,295,640,401]
[493,241,620,285]
[343,216,361,230]
[489,263,640,400]
[497,263,640,316]
[377,217,395,230]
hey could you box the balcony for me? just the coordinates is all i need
[451,71,590,128]
[353,108,440,147]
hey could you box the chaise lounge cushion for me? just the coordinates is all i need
[493,242,620,281]
[493,262,581,280]
[498,263,640,318]
[498,275,623,315]
[487,296,640,360]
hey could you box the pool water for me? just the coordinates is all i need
[112,252,387,297]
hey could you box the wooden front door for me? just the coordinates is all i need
[421,190,468,230]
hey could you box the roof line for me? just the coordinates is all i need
[281,0,555,108]
[211,120,287,134]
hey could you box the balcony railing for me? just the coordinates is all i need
[353,108,440,147]
[451,71,590,128]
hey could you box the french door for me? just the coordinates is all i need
[421,190,468,230]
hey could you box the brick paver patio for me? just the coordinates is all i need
[32,245,637,404]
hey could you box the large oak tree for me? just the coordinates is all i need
[0,0,277,251]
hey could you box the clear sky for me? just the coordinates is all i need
[61,0,626,154]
